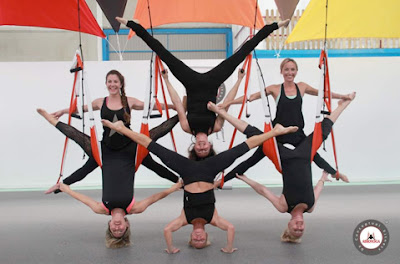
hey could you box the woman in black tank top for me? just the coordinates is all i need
[116,17,289,161]
[45,70,177,194]
[224,58,353,181]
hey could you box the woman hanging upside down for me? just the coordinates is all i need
[208,92,356,243]
[101,116,298,253]
[116,16,290,160]
[37,108,180,248]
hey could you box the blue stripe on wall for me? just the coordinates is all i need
[253,48,400,58]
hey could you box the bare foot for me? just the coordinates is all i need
[278,19,290,28]
[45,184,60,194]
[338,92,356,105]
[116,17,139,25]
[115,17,128,25]
[273,124,298,136]
[37,108,59,126]
[334,172,349,183]
[101,119,125,132]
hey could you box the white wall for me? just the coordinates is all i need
[1,56,399,190]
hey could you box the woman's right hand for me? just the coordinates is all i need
[161,69,169,80]
[235,173,247,181]
[172,179,183,192]
[238,68,246,79]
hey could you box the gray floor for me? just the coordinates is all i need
[0,185,398,264]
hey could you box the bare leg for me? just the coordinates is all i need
[101,120,152,148]
[327,92,356,123]
[245,124,298,149]
[208,102,249,133]
[161,70,190,133]
[214,69,246,131]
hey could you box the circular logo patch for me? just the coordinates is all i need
[216,83,226,104]
[353,219,389,255]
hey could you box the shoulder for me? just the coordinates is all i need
[277,195,288,213]
[91,98,105,110]
[93,202,108,214]
[265,84,280,95]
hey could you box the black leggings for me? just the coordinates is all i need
[127,21,279,131]
[147,141,250,185]
[224,119,335,182]
[57,115,180,186]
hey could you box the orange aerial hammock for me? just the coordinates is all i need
[311,49,340,179]
[310,0,340,180]
[57,50,102,183]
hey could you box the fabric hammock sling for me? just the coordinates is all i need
[57,50,102,183]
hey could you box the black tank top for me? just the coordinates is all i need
[272,84,306,145]
[281,158,314,213]
[184,189,215,224]
[186,82,216,135]
[101,97,131,149]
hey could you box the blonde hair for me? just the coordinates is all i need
[105,219,131,249]
[280,58,298,72]
[280,228,301,243]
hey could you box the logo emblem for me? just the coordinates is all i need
[353,219,389,255]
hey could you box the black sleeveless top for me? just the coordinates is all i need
[281,155,314,213]
[186,82,216,135]
[272,84,306,145]
[184,189,215,224]
[101,97,131,149]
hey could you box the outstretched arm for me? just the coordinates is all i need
[130,181,182,214]
[52,98,102,118]
[211,210,237,253]
[302,82,353,100]
[308,171,331,213]
[236,174,287,213]
[164,210,187,254]
[58,183,106,214]
[161,69,191,133]
[214,69,246,132]
[219,84,277,109]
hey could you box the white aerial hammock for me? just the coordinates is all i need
[57,49,102,183]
